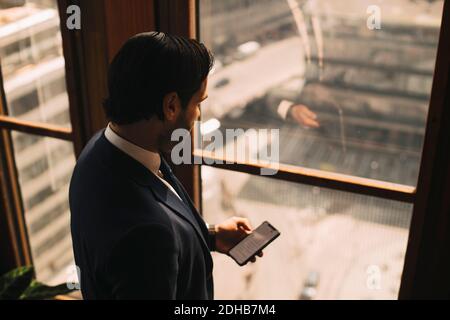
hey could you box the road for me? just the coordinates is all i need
[204,36,305,119]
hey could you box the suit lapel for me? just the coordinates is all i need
[96,130,212,264]
[148,175,211,255]
[160,163,209,240]
[157,157,211,250]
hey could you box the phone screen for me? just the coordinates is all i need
[228,221,280,266]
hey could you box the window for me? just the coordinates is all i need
[198,0,445,299]
[199,0,443,186]
[0,0,447,299]
[203,167,412,299]
[14,135,75,282]
[0,0,75,285]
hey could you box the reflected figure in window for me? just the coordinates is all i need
[268,0,327,129]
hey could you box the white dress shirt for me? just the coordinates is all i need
[104,123,183,201]
[277,100,294,119]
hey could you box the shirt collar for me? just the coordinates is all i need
[104,122,161,175]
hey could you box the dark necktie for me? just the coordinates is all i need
[158,163,191,208]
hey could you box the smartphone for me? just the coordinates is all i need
[228,221,280,266]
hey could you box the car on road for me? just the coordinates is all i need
[299,271,320,300]
[235,41,261,60]
[214,77,230,88]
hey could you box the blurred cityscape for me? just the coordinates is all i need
[199,0,443,299]
[0,0,75,284]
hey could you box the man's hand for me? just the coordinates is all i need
[289,104,320,128]
[215,217,264,264]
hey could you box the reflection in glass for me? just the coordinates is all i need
[0,0,71,128]
[199,0,444,186]
[202,167,412,299]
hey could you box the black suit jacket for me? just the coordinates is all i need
[69,129,214,299]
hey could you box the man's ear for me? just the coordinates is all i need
[162,92,181,122]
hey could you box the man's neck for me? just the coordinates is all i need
[110,120,161,153]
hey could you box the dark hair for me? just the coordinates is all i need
[103,31,214,124]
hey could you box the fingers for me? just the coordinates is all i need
[248,252,264,264]
[292,105,320,128]
[300,105,317,119]
[233,217,252,231]
[301,117,320,128]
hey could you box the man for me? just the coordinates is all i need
[69,32,263,300]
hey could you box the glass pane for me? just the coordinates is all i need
[199,0,444,186]
[11,132,75,285]
[0,0,71,128]
[202,166,412,299]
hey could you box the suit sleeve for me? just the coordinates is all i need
[266,95,295,121]
[105,224,179,299]
[264,78,311,121]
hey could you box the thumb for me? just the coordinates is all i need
[236,219,252,231]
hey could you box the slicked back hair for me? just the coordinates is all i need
[103,31,214,124]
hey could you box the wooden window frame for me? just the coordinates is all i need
[0,12,75,274]
[0,116,72,141]
[0,64,33,275]
[399,3,450,299]
[0,0,448,299]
